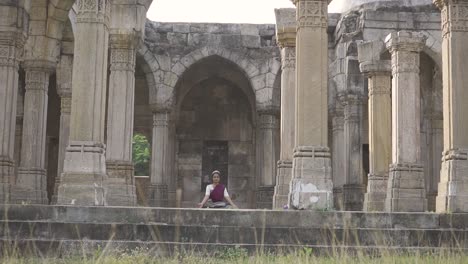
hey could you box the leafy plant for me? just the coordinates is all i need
[132,134,151,176]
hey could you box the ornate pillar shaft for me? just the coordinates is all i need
[0,32,24,203]
[15,60,55,204]
[148,111,170,207]
[57,0,111,206]
[341,92,366,211]
[289,0,333,210]
[52,55,73,204]
[385,31,427,212]
[105,32,138,206]
[257,112,279,209]
[331,107,345,209]
[273,10,296,209]
[434,0,468,213]
[360,61,392,211]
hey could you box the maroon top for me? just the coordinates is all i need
[209,184,225,202]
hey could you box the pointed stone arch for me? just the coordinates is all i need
[151,46,281,112]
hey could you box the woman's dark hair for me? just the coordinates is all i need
[211,170,221,177]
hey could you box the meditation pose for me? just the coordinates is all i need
[198,170,238,209]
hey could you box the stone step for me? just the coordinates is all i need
[1,221,467,248]
[2,205,468,229]
[1,238,467,257]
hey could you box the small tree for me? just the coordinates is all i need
[132,134,151,176]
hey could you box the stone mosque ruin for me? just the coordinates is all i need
[0,0,467,254]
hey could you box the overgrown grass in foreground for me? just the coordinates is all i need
[2,249,468,264]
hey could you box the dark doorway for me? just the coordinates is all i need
[202,141,228,191]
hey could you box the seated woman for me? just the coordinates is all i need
[198,170,238,209]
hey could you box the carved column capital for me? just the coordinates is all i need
[385,31,426,53]
[295,0,329,29]
[359,60,392,77]
[0,31,26,69]
[385,31,426,75]
[275,8,296,48]
[434,0,447,9]
[259,112,279,130]
[436,0,468,38]
[109,32,139,72]
[22,60,56,93]
[277,27,296,48]
[152,111,171,128]
[76,0,111,25]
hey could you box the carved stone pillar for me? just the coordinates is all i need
[331,106,345,210]
[257,111,280,209]
[289,0,333,210]
[360,60,392,211]
[148,110,171,207]
[385,31,427,212]
[15,60,55,204]
[105,32,139,206]
[57,0,111,206]
[341,92,366,211]
[434,0,468,213]
[273,8,296,209]
[0,31,25,203]
[52,55,73,204]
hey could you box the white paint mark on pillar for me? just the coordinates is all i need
[310,196,320,203]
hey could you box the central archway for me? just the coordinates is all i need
[175,55,257,209]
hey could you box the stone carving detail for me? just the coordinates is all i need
[437,1,468,37]
[76,0,111,24]
[259,114,279,130]
[0,45,18,68]
[110,49,136,72]
[369,84,391,96]
[297,0,328,29]
[25,71,50,92]
[391,52,420,74]
[281,48,296,70]
[61,97,72,114]
[153,112,170,127]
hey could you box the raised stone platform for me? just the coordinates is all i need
[0,205,467,256]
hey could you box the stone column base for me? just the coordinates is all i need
[333,187,343,210]
[436,151,468,213]
[256,186,274,209]
[56,141,107,206]
[0,158,15,203]
[386,163,426,212]
[106,161,136,206]
[289,146,333,210]
[343,184,366,211]
[12,168,48,204]
[273,160,292,209]
[147,184,168,207]
[364,174,388,211]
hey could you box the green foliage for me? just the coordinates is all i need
[214,247,249,261]
[132,134,151,176]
